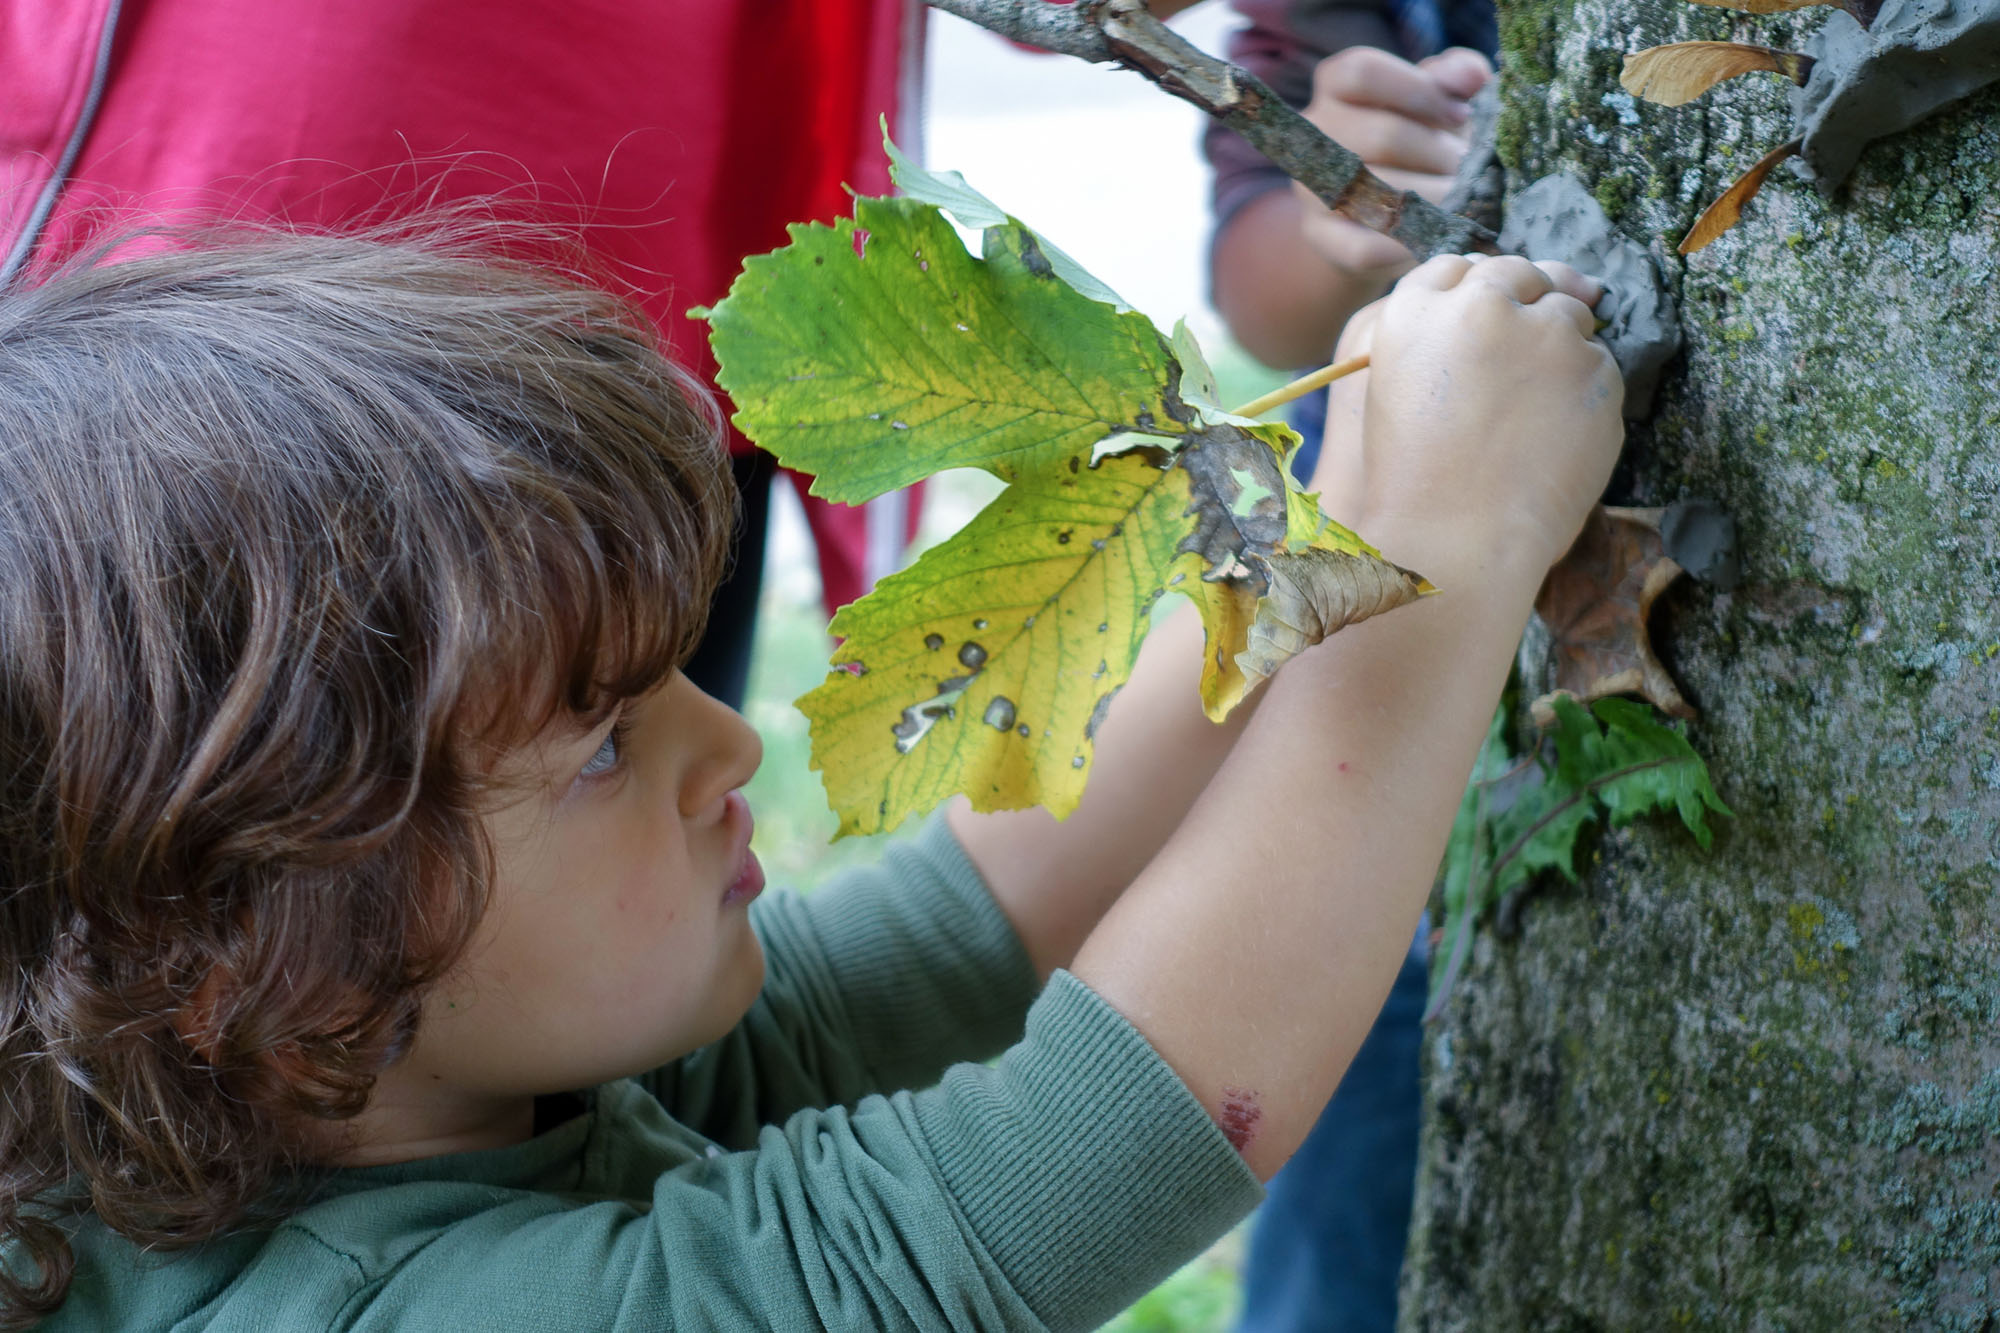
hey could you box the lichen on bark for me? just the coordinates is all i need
[1402,0,2000,1323]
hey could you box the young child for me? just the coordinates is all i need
[0,231,1619,1331]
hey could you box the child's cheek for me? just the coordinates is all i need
[613,871,665,923]
[606,853,700,952]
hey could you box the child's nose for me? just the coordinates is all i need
[673,675,763,821]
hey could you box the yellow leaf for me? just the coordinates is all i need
[1621,42,1815,107]
[1174,558,1262,719]
[712,153,1436,837]
[798,414,1430,833]
[800,452,1195,837]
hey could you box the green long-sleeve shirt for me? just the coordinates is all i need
[46,819,1262,1331]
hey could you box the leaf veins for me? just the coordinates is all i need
[1426,697,1730,1019]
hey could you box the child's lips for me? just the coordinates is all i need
[723,851,764,907]
[720,791,763,907]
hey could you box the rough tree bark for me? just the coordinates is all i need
[1403,0,2000,1328]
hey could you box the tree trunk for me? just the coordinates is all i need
[1402,0,2000,1326]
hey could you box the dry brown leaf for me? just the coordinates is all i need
[1685,0,1879,20]
[1232,547,1433,696]
[1678,137,1803,255]
[1621,42,1815,106]
[1683,0,1836,13]
[1530,505,1693,727]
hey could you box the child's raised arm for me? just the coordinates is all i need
[961,254,1621,1179]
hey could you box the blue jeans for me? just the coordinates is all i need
[1235,944,1426,1333]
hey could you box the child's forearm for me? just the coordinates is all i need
[1067,524,1548,1180]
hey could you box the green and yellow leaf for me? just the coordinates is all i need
[700,195,1181,503]
[800,451,1193,836]
[1171,420,1431,719]
[705,142,1432,835]
[1233,545,1435,697]
[882,128,1127,310]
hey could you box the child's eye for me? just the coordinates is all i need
[578,716,630,780]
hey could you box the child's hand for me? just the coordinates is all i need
[1322,254,1623,575]
[1076,266,1619,1185]
[1291,47,1493,282]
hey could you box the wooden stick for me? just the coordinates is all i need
[922,0,1494,261]
[1229,354,1370,419]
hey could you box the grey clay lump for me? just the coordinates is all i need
[1497,174,1682,419]
[1796,0,2000,189]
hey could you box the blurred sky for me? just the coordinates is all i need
[924,3,1240,346]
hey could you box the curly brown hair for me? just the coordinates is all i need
[0,226,734,1325]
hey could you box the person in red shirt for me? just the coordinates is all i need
[0,0,931,706]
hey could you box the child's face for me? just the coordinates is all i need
[389,670,767,1115]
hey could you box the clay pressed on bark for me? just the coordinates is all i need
[1795,0,2000,188]
[1660,497,1740,590]
[1497,173,1682,418]
[1405,0,2000,1311]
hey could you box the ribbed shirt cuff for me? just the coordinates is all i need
[914,970,1264,1331]
[801,813,1042,1089]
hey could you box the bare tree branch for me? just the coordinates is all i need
[925,0,1115,59]
[924,0,1495,260]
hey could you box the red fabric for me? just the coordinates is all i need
[0,0,920,614]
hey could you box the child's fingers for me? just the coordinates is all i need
[1314,47,1475,131]
[1533,291,1604,342]
[1368,163,1464,206]
[1320,106,1467,176]
[1295,201,1420,279]
[1414,48,1495,101]
[1398,253,1478,291]
[1464,260,1606,344]
[1529,260,1605,310]
[1456,254,1559,305]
